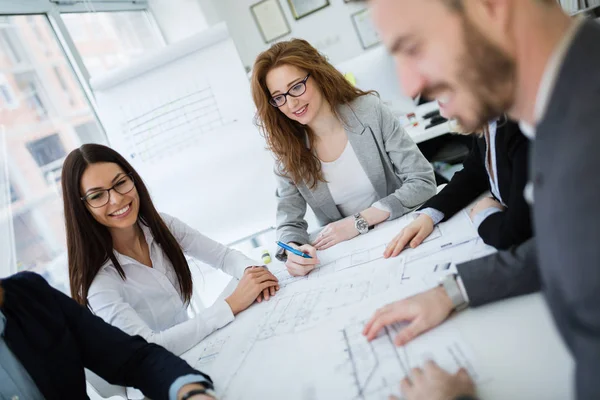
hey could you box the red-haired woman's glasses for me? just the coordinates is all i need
[81,173,135,208]
[269,74,311,107]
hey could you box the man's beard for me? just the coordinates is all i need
[424,15,516,131]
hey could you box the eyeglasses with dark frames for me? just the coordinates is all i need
[269,73,311,108]
[81,173,135,208]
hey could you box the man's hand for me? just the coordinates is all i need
[384,214,435,258]
[363,287,454,346]
[390,360,476,400]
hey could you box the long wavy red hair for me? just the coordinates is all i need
[251,39,375,189]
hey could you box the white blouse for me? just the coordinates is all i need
[321,141,379,217]
[87,213,260,357]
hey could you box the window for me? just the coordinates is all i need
[0,77,18,109]
[15,72,50,120]
[62,11,163,77]
[53,66,75,106]
[0,15,103,289]
[0,84,13,104]
[26,134,67,167]
[0,29,27,65]
[9,183,18,203]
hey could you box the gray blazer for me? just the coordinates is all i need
[275,94,436,245]
[455,20,600,399]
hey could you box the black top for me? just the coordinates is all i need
[0,272,212,399]
[420,120,532,249]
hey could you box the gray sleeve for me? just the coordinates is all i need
[274,166,310,245]
[456,238,541,307]
[375,100,437,220]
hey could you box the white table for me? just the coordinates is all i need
[181,211,574,400]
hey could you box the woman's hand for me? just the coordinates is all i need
[312,217,359,250]
[285,244,319,276]
[225,267,279,315]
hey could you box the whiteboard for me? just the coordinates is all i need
[91,24,277,244]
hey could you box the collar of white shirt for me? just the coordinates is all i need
[107,222,157,269]
[519,17,585,139]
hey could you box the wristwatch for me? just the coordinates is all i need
[439,274,468,312]
[353,213,369,235]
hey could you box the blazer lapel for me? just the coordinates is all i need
[309,180,343,221]
[338,102,388,199]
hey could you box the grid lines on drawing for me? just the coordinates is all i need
[123,87,225,162]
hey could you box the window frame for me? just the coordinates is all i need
[0,0,163,142]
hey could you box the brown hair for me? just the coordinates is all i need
[251,38,375,189]
[62,144,193,307]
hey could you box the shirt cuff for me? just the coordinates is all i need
[471,207,502,229]
[455,274,470,304]
[169,374,212,400]
[203,299,235,331]
[230,252,263,279]
[415,208,445,225]
[372,200,391,214]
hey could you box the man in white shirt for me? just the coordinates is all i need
[360,1,600,399]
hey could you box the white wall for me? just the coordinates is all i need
[149,0,209,43]
[201,0,377,70]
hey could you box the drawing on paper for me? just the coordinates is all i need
[340,320,482,400]
[122,86,230,162]
[256,280,371,340]
[195,335,230,368]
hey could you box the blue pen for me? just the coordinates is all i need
[276,241,313,259]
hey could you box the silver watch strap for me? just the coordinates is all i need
[440,274,468,311]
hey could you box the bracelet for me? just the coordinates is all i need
[181,388,217,400]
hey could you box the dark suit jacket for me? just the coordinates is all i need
[0,272,212,399]
[456,20,600,399]
[420,120,532,249]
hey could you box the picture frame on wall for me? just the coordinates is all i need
[287,0,330,20]
[351,8,381,49]
[251,0,291,43]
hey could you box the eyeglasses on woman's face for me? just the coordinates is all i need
[269,73,311,108]
[81,173,135,208]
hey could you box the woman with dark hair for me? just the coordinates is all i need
[251,39,436,277]
[62,144,279,357]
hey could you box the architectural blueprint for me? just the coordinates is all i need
[182,209,490,399]
[342,320,485,400]
[191,261,487,400]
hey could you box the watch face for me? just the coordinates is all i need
[356,218,369,232]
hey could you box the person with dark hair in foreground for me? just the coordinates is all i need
[0,271,215,400]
